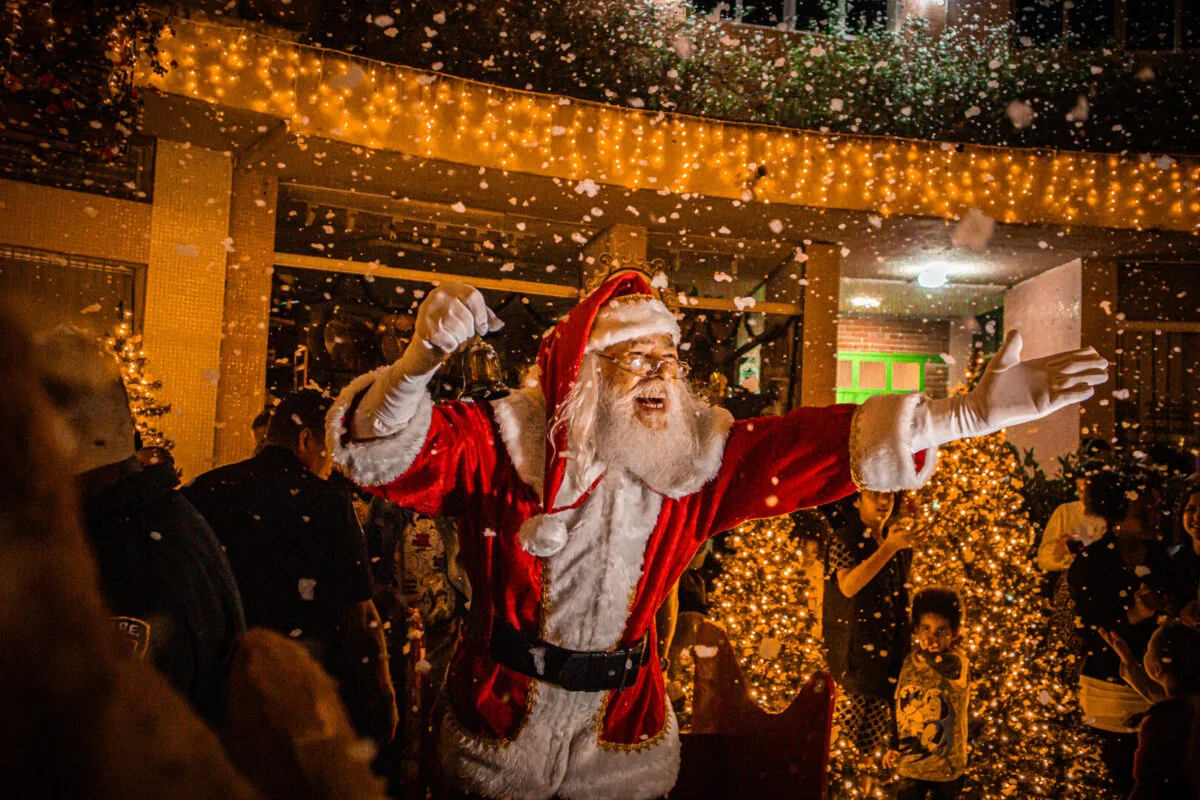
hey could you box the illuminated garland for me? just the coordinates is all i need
[139,18,1200,233]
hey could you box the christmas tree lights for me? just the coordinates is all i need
[707,433,1112,798]
[102,309,173,450]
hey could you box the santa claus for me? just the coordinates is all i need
[329,271,1106,800]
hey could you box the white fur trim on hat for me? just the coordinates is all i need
[586,295,680,353]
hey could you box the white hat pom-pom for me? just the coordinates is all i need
[518,514,569,557]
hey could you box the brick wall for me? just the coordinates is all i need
[836,316,951,398]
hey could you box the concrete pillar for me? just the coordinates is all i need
[1004,259,1084,472]
[579,224,649,290]
[946,316,978,392]
[213,172,278,467]
[800,244,840,407]
[1080,259,1120,446]
[144,141,233,482]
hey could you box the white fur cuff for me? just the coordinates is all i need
[850,392,939,492]
[327,369,435,487]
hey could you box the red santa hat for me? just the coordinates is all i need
[517,271,680,556]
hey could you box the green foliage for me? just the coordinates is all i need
[304,0,1198,154]
[0,1,167,156]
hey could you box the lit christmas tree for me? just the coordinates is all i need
[101,308,173,450]
[708,514,825,713]
[900,432,1110,799]
[702,435,1110,798]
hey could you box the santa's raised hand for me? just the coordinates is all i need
[916,330,1109,450]
[350,282,502,439]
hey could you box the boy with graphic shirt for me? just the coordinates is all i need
[884,588,970,800]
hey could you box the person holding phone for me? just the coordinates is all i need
[824,490,926,780]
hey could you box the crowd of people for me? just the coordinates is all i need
[816,449,1200,799]
[0,268,1153,799]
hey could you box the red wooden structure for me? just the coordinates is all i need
[670,618,836,800]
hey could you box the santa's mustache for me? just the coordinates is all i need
[613,378,673,404]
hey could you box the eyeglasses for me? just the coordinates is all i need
[597,352,690,379]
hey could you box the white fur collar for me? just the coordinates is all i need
[489,386,733,501]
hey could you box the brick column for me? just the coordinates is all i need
[144,141,233,482]
[800,244,840,407]
[213,172,278,468]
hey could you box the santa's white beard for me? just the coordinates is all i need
[555,358,708,493]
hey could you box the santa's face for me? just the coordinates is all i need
[597,334,683,431]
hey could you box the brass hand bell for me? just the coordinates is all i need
[459,336,510,402]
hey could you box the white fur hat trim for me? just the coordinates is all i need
[586,295,680,353]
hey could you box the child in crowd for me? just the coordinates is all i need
[884,588,970,800]
[1128,621,1200,799]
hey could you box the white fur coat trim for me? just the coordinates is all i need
[439,686,680,800]
[489,385,734,502]
[440,474,678,800]
[850,392,939,492]
[326,366,435,487]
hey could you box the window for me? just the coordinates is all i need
[835,352,942,404]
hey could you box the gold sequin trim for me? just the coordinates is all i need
[848,401,868,491]
[446,668,540,751]
[594,690,673,753]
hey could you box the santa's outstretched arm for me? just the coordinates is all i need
[699,331,1107,534]
[912,329,1108,452]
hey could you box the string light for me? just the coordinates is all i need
[139,19,1200,235]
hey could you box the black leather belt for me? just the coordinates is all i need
[489,621,652,692]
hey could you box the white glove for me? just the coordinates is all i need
[916,330,1108,451]
[352,282,503,438]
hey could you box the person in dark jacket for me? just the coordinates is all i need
[1068,466,1178,796]
[823,490,924,769]
[35,329,245,728]
[184,389,397,746]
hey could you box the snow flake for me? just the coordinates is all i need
[965,106,982,118]
[1066,96,1089,122]
[574,178,600,197]
[1156,155,1176,170]
[733,296,756,311]
[175,243,199,258]
[79,303,102,314]
[298,578,317,601]
[768,219,784,234]
[149,531,162,541]
[951,208,995,251]
[330,65,366,91]
[373,14,394,27]
[829,98,843,113]
[713,271,733,283]
[810,45,825,57]
[693,645,718,659]
[758,637,782,659]
[433,11,447,24]
[83,206,99,218]
[1006,100,1034,129]
[451,201,467,213]
[650,271,670,290]
[530,646,547,675]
